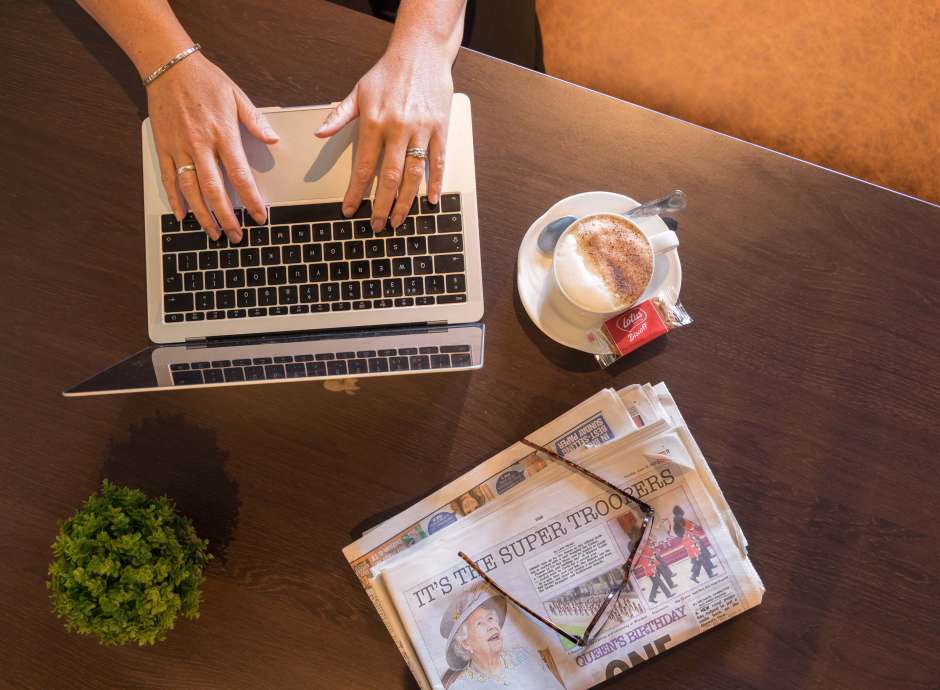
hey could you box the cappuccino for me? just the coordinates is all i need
[553,213,654,313]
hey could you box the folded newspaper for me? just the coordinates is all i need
[343,384,764,689]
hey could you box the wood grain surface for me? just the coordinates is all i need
[1,2,938,688]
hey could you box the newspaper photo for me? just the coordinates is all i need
[377,422,764,690]
[342,388,644,686]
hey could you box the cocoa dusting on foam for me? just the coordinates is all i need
[574,215,653,307]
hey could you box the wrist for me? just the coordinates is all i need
[132,36,198,81]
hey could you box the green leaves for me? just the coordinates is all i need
[47,480,211,646]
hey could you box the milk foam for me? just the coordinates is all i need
[554,229,625,312]
[553,214,653,313]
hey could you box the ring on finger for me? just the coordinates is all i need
[405,147,427,159]
[176,163,197,177]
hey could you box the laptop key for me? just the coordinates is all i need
[246,267,265,286]
[306,361,327,376]
[248,307,267,317]
[163,266,182,293]
[342,282,361,300]
[404,277,423,295]
[286,363,307,378]
[439,344,470,354]
[170,363,190,371]
[446,274,466,293]
[164,293,193,312]
[265,364,286,379]
[330,262,350,281]
[291,224,311,243]
[374,299,392,308]
[395,217,415,236]
[313,223,331,242]
[206,310,226,320]
[279,286,298,304]
[208,235,228,250]
[211,360,232,367]
[407,237,427,255]
[334,221,352,240]
[383,279,403,297]
[378,348,396,356]
[324,242,343,261]
[331,302,352,311]
[206,270,223,290]
[429,234,463,253]
[389,356,410,371]
[353,300,371,310]
[309,263,328,282]
[184,272,203,291]
[271,202,345,225]
[302,244,323,262]
[290,304,310,314]
[363,280,381,298]
[288,265,307,283]
[226,269,246,288]
[179,252,198,271]
[250,227,269,246]
[413,256,433,274]
[216,290,235,308]
[163,232,207,252]
[271,226,290,244]
[244,366,265,380]
[354,220,373,238]
[425,276,445,294]
[365,239,385,258]
[436,294,467,304]
[327,360,348,376]
[372,259,391,278]
[441,193,461,212]
[434,254,465,273]
[261,246,281,265]
[185,312,205,321]
[282,245,301,263]
[195,292,214,310]
[368,357,389,373]
[267,266,286,285]
[240,248,260,266]
[237,288,256,307]
[395,298,414,307]
[430,354,451,368]
[437,214,462,233]
[321,283,340,301]
[182,213,201,231]
[398,348,418,355]
[203,368,224,383]
[233,358,251,365]
[351,260,370,279]
[172,370,203,385]
[315,353,334,361]
[392,257,412,276]
[220,249,239,268]
[419,196,439,213]
[223,367,245,382]
[162,214,181,232]
[452,353,472,367]
[227,309,247,319]
[345,241,364,260]
[300,284,319,302]
[410,355,430,370]
[348,359,368,374]
[259,287,277,306]
[416,296,435,305]
[386,238,406,257]
[416,215,436,234]
[269,306,288,315]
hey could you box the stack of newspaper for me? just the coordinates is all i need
[343,384,764,689]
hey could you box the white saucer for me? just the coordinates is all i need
[517,192,683,354]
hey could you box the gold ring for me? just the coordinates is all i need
[176,163,196,177]
[405,147,427,159]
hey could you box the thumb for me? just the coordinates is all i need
[235,89,279,144]
[315,85,359,138]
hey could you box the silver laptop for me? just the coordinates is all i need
[65,94,484,396]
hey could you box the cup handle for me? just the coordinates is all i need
[649,230,679,254]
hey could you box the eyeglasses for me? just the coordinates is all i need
[458,438,654,648]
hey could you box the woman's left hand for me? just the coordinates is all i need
[315,47,454,231]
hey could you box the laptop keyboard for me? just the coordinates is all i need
[160,194,467,323]
[168,344,473,385]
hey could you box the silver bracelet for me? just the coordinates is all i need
[142,44,201,86]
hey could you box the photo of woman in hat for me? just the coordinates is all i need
[439,589,565,689]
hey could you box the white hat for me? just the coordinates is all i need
[439,589,507,671]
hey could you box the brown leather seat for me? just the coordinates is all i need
[536,0,940,203]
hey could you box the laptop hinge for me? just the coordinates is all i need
[185,337,208,347]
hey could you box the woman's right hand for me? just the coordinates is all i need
[147,52,279,242]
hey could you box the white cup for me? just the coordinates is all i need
[551,212,679,319]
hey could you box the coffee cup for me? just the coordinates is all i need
[551,212,678,318]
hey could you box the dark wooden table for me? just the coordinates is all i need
[3,2,938,688]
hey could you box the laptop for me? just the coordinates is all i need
[65,94,484,396]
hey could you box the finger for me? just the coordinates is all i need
[174,157,220,240]
[371,133,409,232]
[390,135,429,228]
[158,151,185,220]
[427,128,447,205]
[316,84,359,138]
[342,121,382,218]
[234,88,279,144]
[193,152,241,242]
[218,133,266,225]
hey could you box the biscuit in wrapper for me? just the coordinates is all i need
[592,296,692,368]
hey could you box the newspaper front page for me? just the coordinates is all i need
[377,420,764,690]
[342,388,642,687]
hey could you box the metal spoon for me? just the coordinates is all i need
[536,189,687,254]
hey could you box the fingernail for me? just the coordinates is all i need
[264,126,279,141]
[231,229,243,243]
[372,219,383,232]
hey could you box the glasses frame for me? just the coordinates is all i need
[458,438,655,648]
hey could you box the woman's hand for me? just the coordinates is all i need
[147,53,279,242]
[315,47,454,231]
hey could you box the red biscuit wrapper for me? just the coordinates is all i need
[591,297,692,368]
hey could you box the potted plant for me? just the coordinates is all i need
[47,480,211,645]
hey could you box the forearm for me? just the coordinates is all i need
[385,0,466,64]
[76,0,194,79]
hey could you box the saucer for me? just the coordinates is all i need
[517,192,682,354]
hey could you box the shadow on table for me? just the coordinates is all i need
[45,0,147,118]
[99,412,240,562]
